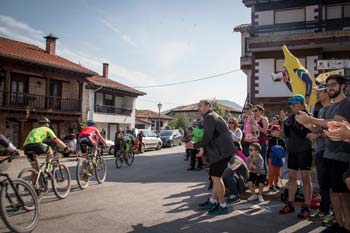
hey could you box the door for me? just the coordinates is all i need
[108,123,119,140]
[49,80,62,110]
[10,74,27,107]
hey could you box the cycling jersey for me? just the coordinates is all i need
[79,126,101,143]
[23,127,57,146]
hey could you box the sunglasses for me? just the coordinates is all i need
[252,110,258,112]
[249,149,255,152]
[228,122,234,124]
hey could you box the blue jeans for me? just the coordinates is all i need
[223,170,239,196]
[315,150,331,214]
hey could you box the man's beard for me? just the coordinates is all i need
[328,89,341,99]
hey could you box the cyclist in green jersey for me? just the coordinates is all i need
[23,118,68,172]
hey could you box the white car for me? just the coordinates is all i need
[138,130,162,152]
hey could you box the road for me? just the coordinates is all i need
[1,146,325,233]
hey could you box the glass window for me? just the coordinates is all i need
[275,8,305,24]
[103,93,113,106]
[344,5,350,18]
[327,5,342,19]
[245,38,251,57]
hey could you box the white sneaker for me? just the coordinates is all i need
[248,194,258,201]
[258,195,264,202]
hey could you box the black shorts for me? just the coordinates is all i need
[79,137,95,153]
[327,159,350,193]
[248,172,267,186]
[287,150,313,170]
[23,143,49,163]
[209,157,231,177]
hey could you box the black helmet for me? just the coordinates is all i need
[38,117,51,124]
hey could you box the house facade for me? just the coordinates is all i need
[235,0,350,116]
[0,34,95,148]
[135,110,173,130]
[82,63,145,140]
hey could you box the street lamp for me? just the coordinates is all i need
[157,102,162,132]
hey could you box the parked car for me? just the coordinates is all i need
[100,140,115,155]
[160,130,182,147]
[136,129,162,152]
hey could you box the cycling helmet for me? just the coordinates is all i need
[86,119,95,126]
[38,117,51,124]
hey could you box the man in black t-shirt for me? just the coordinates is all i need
[296,75,350,232]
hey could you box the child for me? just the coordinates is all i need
[187,120,204,171]
[267,125,286,191]
[247,143,266,202]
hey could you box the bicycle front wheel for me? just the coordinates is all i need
[95,156,107,183]
[115,152,124,168]
[76,158,90,190]
[52,163,71,199]
[126,151,135,166]
[0,178,40,233]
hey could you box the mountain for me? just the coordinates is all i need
[217,100,243,112]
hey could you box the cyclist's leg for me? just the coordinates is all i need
[45,145,54,171]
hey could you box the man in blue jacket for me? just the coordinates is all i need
[186,100,236,215]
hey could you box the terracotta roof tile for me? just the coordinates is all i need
[136,110,173,120]
[0,37,95,74]
[86,76,145,96]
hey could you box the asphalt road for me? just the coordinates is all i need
[1,146,325,233]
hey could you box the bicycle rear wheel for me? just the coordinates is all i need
[52,163,71,199]
[95,155,107,183]
[126,151,135,166]
[115,152,124,168]
[18,168,45,202]
[0,178,40,233]
[76,158,90,189]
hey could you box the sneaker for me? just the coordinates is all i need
[258,195,264,202]
[308,211,330,221]
[279,203,295,214]
[269,186,276,192]
[199,200,218,210]
[274,185,281,190]
[228,196,240,204]
[322,213,335,227]
[321,223,340,233]
[248,194,258,201]
[297,208,311,219]
[208,206,229,215]
[187,167,195,171]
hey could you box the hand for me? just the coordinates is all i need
[295,111,311,125]
[305,96,310,106]
[185,142,195,149]
[324,121,350,141]
[306,133,319,141]
[345,177,350,191]
[196,148,204,157]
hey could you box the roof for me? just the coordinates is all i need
[169,102,241,113]
[86,76,146,96]
[135,118,153,125]
[0,36,95,75]
[233,24,251,32]
[136,110,173,120]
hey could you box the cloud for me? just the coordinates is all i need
[0,14,148,86]
[100,18,137,48]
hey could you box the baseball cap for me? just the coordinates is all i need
[313,83,327,91]
[288,94,305,106]
[271,125,281,132]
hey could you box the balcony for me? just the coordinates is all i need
[240,56,252,70]
[95,104,132,116]
[0,91,80,113]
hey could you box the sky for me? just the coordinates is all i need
[0,0,251,112]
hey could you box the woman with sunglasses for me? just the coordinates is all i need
[242,104,258,155]
[228,117,247,164]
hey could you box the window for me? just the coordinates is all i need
[275,58,306,72]
[344,5,350,18]
[245,38,251,57]
[327,5,342,19]
[50,80,62,97]
[103,93,113,106]
[274,8,305,24]
[160,121,164,128]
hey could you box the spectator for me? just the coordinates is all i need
[267,125,286,192]
[279,94,313,219]
[296,75,350,232]
[305,83,333,223]
[137,131,144,154]
[222,156,248,203]
[186,100,236,215]
[242,103,258,155]
[268,115,281,136]
[228,117,243,151]
[253,104,269,166]
[247,143,266,202]
[183,127,193,161]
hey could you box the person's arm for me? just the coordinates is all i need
[298,70,312,98]
[47,129,67,150]
[96,130,107,146]
[285,81,293,92]
[258,117,269,134]
[255,156,264,173]
[194,115,216,150]
[231,129,242,142]
[0,134,16,152]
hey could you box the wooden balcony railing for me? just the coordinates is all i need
[0,91,80,113]
[95,104,132,116]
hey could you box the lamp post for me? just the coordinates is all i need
[157,102,162,133]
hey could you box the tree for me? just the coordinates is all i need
[210,99,226,119]
[167,113,191,129]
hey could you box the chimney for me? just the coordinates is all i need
[102,63,109,78]
[44,33,58,55]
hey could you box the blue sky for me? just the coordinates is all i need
[0,0,250,111]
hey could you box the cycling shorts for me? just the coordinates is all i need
[23,143,50,163]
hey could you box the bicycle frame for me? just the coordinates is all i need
[0,173,26,209]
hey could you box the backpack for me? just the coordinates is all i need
[270,140,286,168]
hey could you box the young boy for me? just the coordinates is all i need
[267,125,286,191]
[247,143,266,202]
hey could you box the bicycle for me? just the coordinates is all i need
[0,152,40,233]
[115,140,135,168]
[76,145,107,190]
[18,150,71,201]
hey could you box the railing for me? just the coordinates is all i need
[252,18,350,36]
[0,91,80,113]
[95,104,132,116]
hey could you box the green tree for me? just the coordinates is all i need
[210,99,225,119]
[167,113,191,129]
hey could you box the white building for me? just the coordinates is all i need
[82,63,145,140]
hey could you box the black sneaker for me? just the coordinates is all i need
[187,167,195,171]
[208,205,229,215]
[228,196,240,204]
[199,200,218,210]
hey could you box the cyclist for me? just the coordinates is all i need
[23,117,68,173]
[123,132,135,158]
[78,119,107,164]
